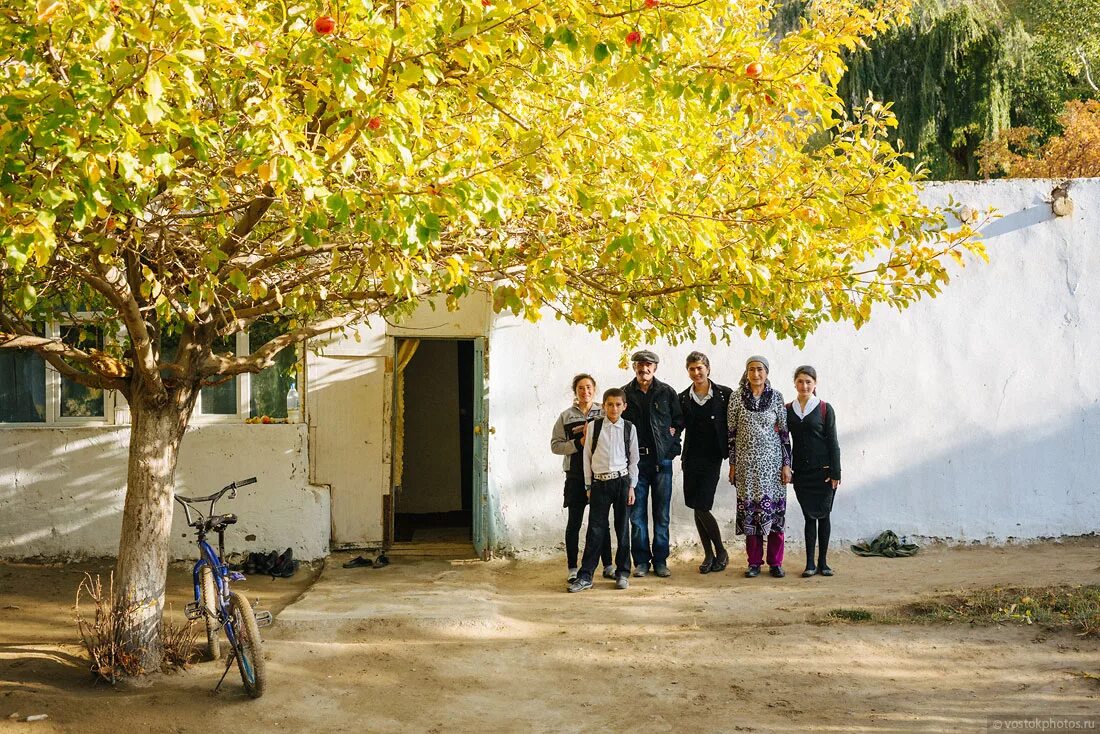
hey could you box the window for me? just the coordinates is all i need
[0,324,46,423]
[0,322,300,425]
[0,322,113,425]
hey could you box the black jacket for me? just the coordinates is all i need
[786,401,842,482]
[622,376,682,461]
[678,381,733,464]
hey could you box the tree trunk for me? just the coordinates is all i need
[114,386,195,673]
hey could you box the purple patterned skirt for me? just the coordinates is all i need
[736,493,787,537]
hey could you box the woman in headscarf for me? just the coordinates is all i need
[727,356,792,578]
[786,365,842,577]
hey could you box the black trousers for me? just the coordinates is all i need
[564,475,611,569]
[579,476,632,581]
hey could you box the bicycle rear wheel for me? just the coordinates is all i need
[228,591,266,698]
[200,565,221,661]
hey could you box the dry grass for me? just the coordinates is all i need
[817,585,1100,637]
[74,573,200,683]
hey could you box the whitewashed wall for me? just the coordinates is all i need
[488,178,1100,553]
[0,424,330,559]
[3,179,1097,560]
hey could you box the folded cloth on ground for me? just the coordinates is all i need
[851,530,919,557]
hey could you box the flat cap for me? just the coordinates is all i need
[631,349,660,364]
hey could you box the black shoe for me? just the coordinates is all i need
[699,558,714,574]
[272,548,296,577]
[342,555,373,569]
[770,565,785,578]
[711,551,729,573]
[632,566,649,578]
[801,566,817,578]
[745,565,761,578]
[820,565,834,577]
[602,566,617,580]
[653,565,671,578]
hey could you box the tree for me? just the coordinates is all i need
[978,99,1100,178]
[834,0,1021,179]
[1,0,981,671]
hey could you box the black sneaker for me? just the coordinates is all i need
[615,575,630,590]
[602,566,616,580]
[770,565,786,578]
[632,566,649,578]
[568,578,593,593]
[653,565,671,578]
[745,565,761,578]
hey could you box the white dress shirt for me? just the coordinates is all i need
[582,417,640,488]
[790,395,821,419]
[690,382,714,405]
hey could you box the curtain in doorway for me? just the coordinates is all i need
[392,339,421,493]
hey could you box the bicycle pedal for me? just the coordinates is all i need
[184,601,204,620]
[229,571,246,582]
[253,610,273,628]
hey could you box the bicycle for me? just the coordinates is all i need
[175,477,272,698]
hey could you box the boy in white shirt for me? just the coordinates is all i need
[569,388,639,592]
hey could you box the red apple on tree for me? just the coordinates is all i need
[645,0,659,7]
[367,116,383,130]
[626,30,642,47]
[314,15,336,35]
[745,61,764,79]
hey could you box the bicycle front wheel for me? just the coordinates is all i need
[228,591,266,698]
[200,565,221,661]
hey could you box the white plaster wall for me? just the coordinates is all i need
[488,178,1100,554]
[0,424,330,560]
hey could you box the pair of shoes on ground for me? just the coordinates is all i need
[801,564,835,577]
[342,553,389,569]
[633,564,671,578]
[745,564,785,578]
[243,548,298,577]
[568,566,615,584]
[700,552,729,574]
[568,574,630,592]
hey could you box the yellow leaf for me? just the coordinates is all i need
[36,0,62,22]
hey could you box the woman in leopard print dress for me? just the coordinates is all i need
[727,355,792,578]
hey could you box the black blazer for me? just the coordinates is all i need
[786,401,841,481]
[678,381,733,464]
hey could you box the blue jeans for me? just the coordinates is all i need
[630,459,673,570]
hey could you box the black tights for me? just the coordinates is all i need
[804,515,832,569]
[694,509,726,560]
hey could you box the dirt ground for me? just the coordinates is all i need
[1,540,1098,733]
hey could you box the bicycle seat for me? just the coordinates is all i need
[209,514,238,531]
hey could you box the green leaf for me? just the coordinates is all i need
[594,43,610,63]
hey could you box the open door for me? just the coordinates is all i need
[387,337,488,556]
[471,337,490,558]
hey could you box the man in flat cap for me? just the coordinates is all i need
[622,350,683,577]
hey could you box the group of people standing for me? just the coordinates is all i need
[550,350,841,592]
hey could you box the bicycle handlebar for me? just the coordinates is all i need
[174,477,256,529]
[175,477,257,504]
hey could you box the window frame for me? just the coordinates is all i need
[1,325,302,427]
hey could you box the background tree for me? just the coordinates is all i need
[978,99,1100,178]
[1,0,981,671]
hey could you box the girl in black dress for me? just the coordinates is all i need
[786,366,841,577]
[678,352,734,573]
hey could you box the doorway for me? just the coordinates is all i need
[391,338,481,551]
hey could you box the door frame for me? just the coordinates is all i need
[385,336,490,554]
